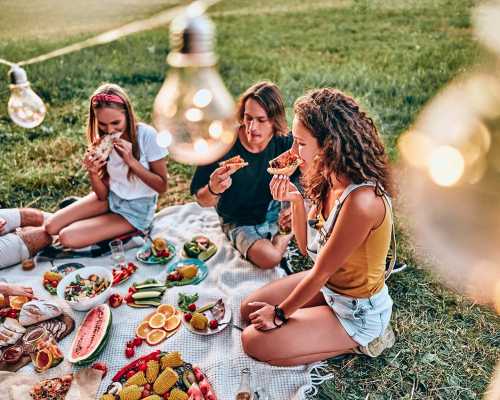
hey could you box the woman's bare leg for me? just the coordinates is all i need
[241,306,358,366]
[45,193,108,235]
[240,271,325,321]
[58,213,135,249]
[19,208,45,227]
[17,227,52,256]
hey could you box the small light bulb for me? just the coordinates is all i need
[428,145,465,187]
[153,7,236,165]
[7,65,46,129]
[156,130,173,148]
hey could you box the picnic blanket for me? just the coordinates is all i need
[3,202,331,399]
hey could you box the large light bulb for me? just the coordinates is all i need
[153,3,236,165]
[7,65,46,129]
[398,72,500,309]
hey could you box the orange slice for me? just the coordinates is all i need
[136,321,153,339]
[9,296,29,310]
[164,314,181,331]
[157,304,175,318]
[148,312,166,329]
[146,329,167,345]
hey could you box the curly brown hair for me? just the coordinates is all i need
[294,88,393,204]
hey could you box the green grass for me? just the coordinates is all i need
[1,0,498,398]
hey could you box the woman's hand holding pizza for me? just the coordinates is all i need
[270,175,302,203]
[83,150,106,175]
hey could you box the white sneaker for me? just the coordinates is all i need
[354,324,395,358]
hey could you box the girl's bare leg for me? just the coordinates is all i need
[58,213,135,249]
[17,227,52,256]
[240,271,325,320]
[45,193,108,235]
[19,208,45,227]
[241,306,358,366]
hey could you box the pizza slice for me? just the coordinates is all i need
[267,150,303,176]
[88,132,122,161]
[218,155,249,171]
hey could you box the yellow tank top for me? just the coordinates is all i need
[325,196,392,298]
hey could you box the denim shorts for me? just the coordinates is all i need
[220,201,280,258]
[108,191,157,231]
[321,284,393,346]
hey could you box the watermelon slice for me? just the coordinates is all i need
[68,304,112,364]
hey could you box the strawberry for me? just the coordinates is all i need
[125,347,135,358]
[209,319,218,330]
[133,337,143,347]
[188,303,197,312]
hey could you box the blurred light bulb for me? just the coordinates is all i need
[7,65,46,129]
[156,130,173,148]
[153,6,236,165]
[398,71,500,308]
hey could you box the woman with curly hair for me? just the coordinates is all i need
[240,88,395,365]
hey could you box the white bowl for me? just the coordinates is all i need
[57,266,113,312]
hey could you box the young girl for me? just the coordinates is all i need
[45,83,168,248]
[240,88,395,365]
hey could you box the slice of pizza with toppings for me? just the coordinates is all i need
[88,132,122,161]
[267,150,303,176]
[218,155,249,171]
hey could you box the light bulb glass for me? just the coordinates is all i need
[153,66,236,165]
[398,71,500,307]
[8,83,46,129]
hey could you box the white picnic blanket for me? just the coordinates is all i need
[3,202,328,399]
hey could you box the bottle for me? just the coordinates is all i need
[235,368,252,400]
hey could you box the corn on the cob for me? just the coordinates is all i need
[168,388,189,400]
[125,371,147,387]
[160,351,183,369]
[119,385,142,400]
[100,395,115,400]
[190,312,208,330]
[153,367,178,395]
[146,360,160,383]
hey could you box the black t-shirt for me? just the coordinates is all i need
[190,133,294,226]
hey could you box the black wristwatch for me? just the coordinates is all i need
[273,305,288,328]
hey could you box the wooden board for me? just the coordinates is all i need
[0,313,75,372]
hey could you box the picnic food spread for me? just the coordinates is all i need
[64,274,110,302]
[267,150,303,176]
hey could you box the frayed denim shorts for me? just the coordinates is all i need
[108,191,157,231]
[321,284,393,346]
[220,201,280,258]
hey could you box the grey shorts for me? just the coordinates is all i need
[220,201,280,258]
[108,191,157,232]
[321,285,393,346]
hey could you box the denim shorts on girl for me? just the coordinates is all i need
[108,190,157,231]
[321,284,393,346]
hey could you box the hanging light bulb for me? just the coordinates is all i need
[153,2,237,165]
[7,65,46,129]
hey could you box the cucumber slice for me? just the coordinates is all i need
[132,291,163,300]
[133,300,162,306]
[199,245,217,261]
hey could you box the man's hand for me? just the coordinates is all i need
[0,282,34,298]
[208,165,239,195]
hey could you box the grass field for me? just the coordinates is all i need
[1,0,498,398]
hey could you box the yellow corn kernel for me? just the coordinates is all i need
[100,395,115,400]
[153,367,178,395]
[125,371,147,387]
[169,388,189,400]
[190,312,208,330]
[119,385,142,400]
[160,351,184,369]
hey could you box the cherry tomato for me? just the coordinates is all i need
[188,303,197,312]
[133,337,143,347]
[125,347,135,358]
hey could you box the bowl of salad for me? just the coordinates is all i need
[56,266,113,311]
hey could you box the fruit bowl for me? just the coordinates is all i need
[57,266,113,312]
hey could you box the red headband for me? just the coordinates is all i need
[91,93,125,106]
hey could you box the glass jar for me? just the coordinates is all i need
[23,326,63,372]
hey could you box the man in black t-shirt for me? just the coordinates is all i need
[190,81,295,269]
